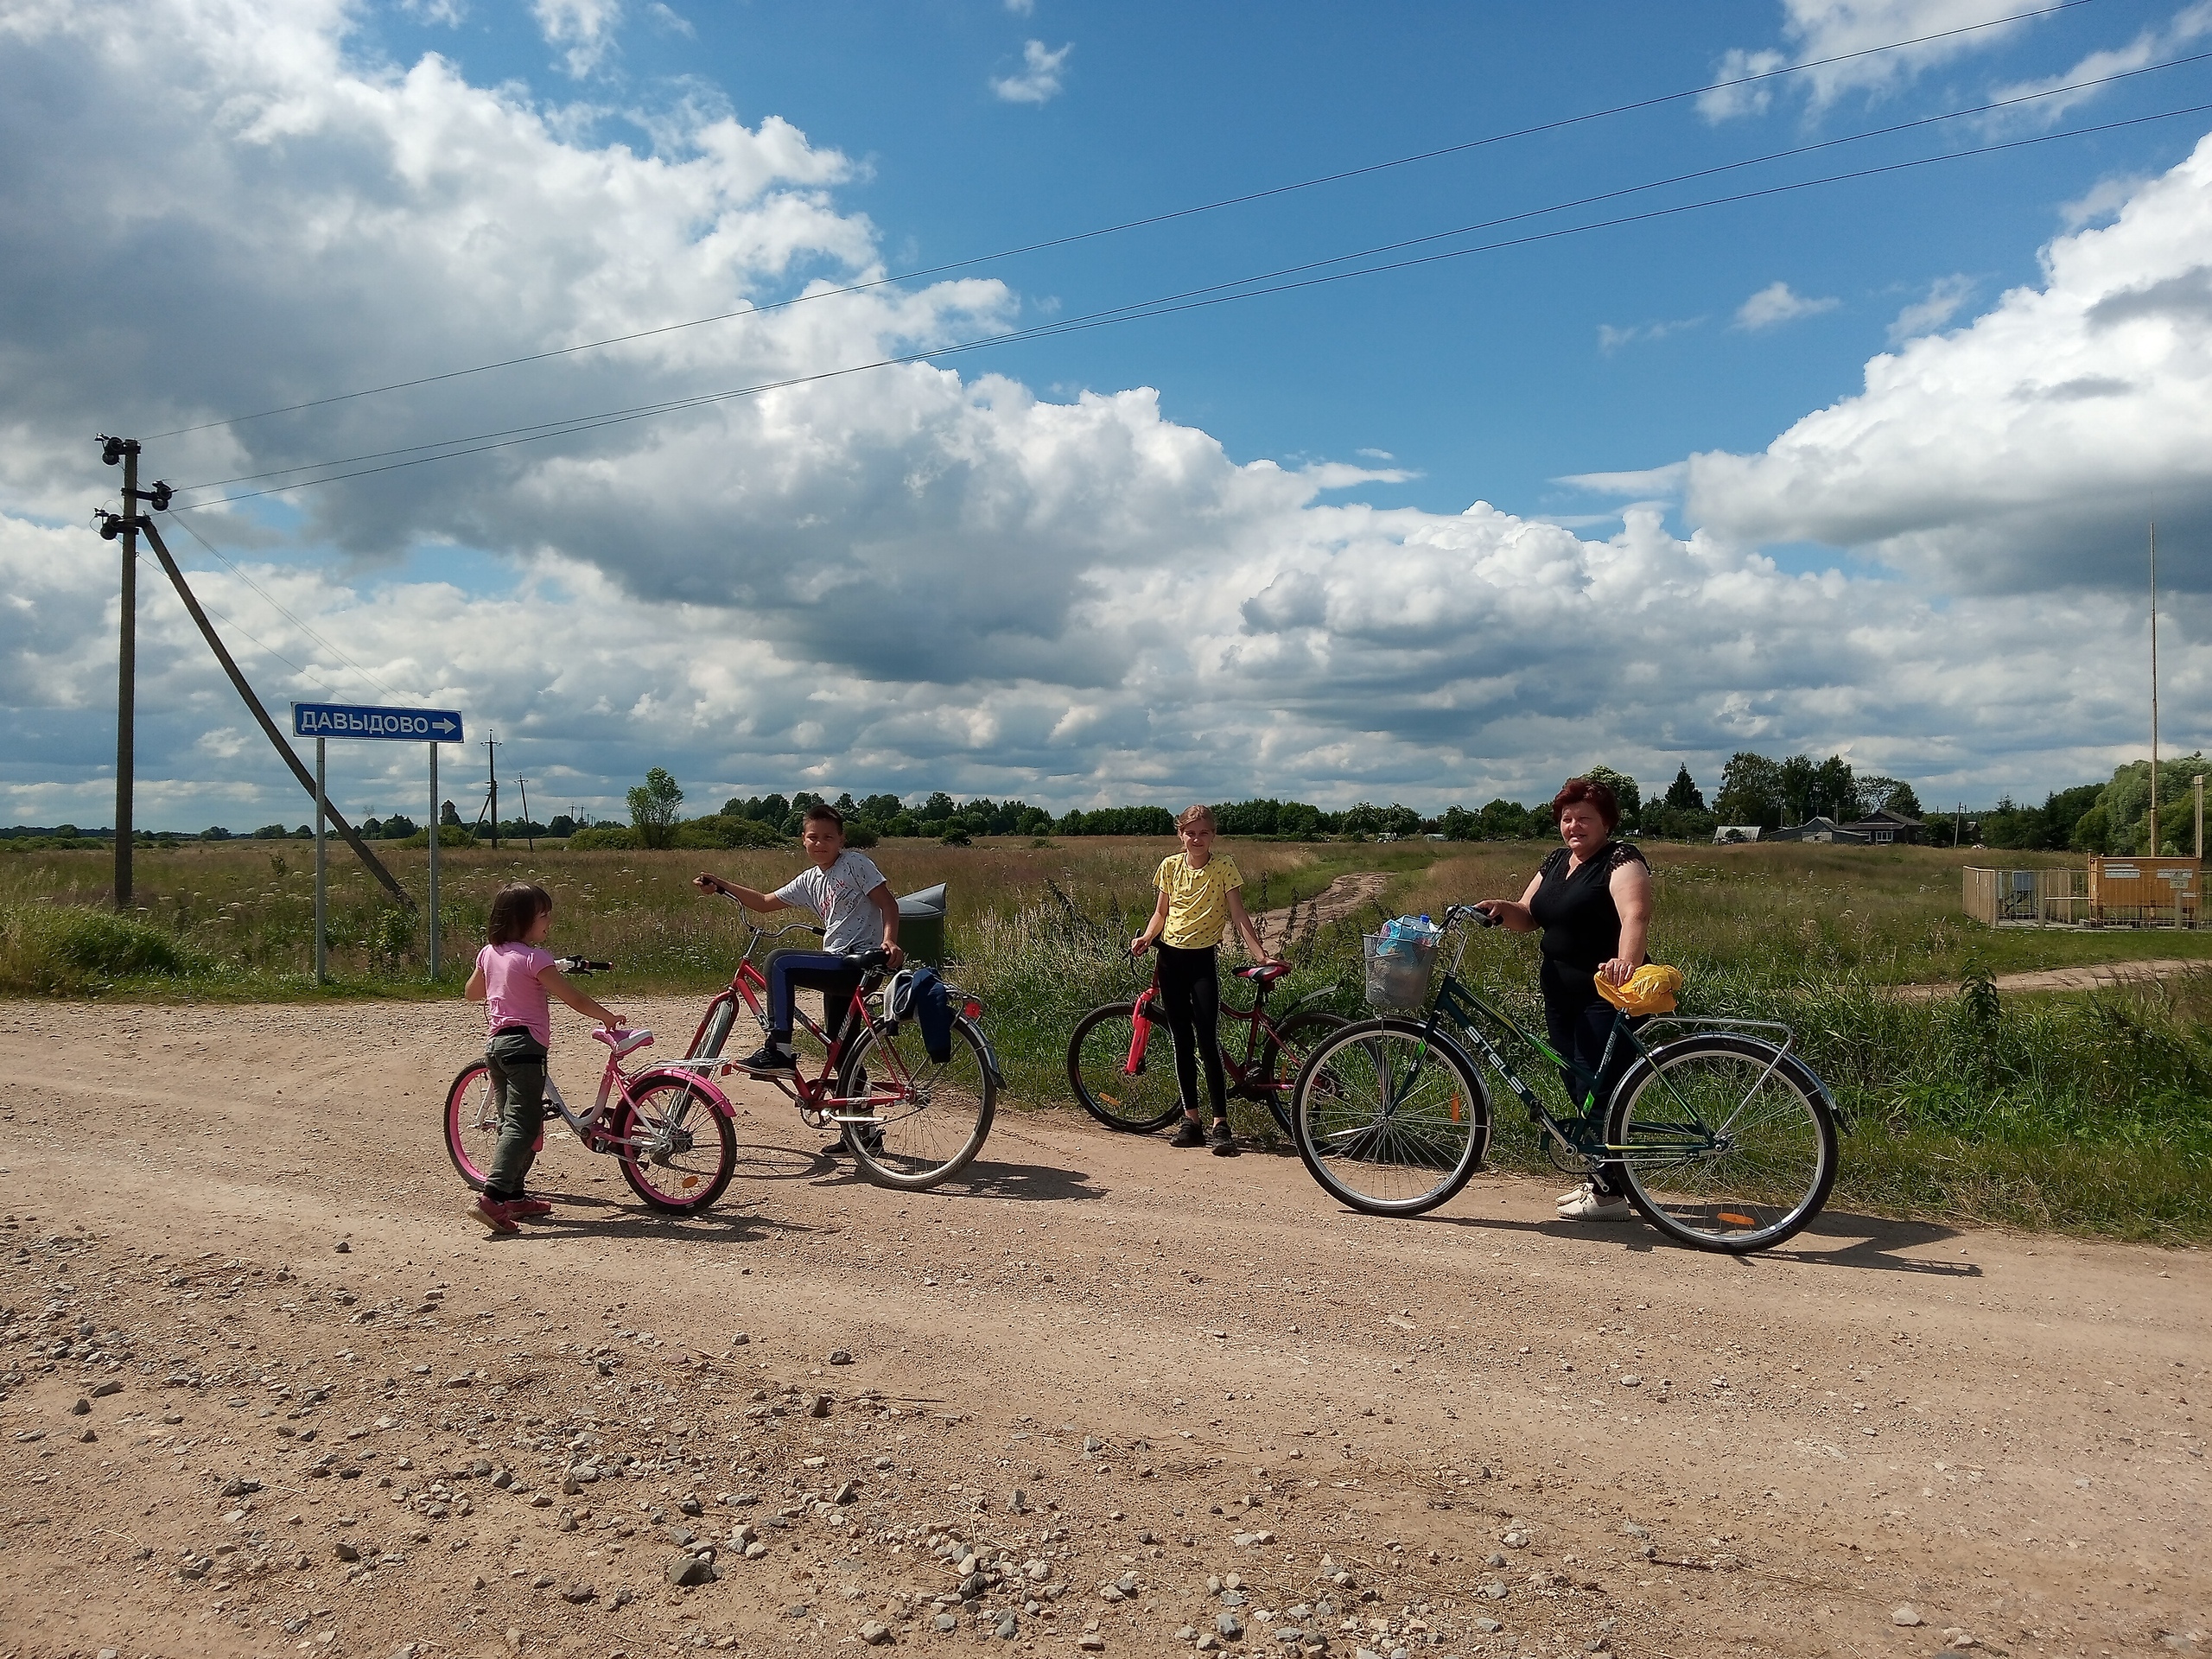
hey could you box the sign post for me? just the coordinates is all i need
[315,737,327,983]
[292,702,466,984]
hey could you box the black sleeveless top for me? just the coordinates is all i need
[1529,841,1649,975]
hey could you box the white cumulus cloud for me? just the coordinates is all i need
[1887,273,1977,342]
[1,0,2209,830]
[991,39,1071,105]
[1700,0,2053,121]
[533,0,622,78]
[1734,281,1841,330]
[1687,129,2212,594]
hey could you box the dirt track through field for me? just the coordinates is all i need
[0,998,2204,1659]
[1255,874,1391,952]
[1896,959,2209,1000]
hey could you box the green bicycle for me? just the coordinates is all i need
[1288,905,1839,1253]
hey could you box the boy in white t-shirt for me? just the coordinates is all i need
[693,803,903,1074]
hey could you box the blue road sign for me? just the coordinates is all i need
[291,702,464,743]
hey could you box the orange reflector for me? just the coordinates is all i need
[1101,1094,1121,1107]
[1718,1211,1754,1227]
[681,1177,699,1190]
[1449,1092,1461,1123]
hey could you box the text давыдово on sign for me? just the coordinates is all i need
[289,703,464,743]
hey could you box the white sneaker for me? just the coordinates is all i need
[1556,1184,1632,1221]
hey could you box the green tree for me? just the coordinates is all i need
[1440,804,1478,841]
[1713,752,1784,830]
[627,767,684,849]
[1478,798,1530,839]
[1663,765,1705,813]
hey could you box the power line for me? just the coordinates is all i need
[170,85,2212,509]
[167,507,402,698]
[143,0,2102,442]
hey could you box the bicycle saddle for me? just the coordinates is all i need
[593,1027,653,1057]
[1234,963,1289,982]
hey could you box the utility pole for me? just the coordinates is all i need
[485,734,499,849]
[100,435,140,910]
[2150,522,2161,856]
[516,776,536,852]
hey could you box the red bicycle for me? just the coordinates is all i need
[443,958,741,1214]
[1065,957,1344,1143]
[683,903,1001,1190]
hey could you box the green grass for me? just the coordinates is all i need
[5,836,2209,1242]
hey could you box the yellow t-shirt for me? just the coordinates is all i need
[1155,852,1243,950]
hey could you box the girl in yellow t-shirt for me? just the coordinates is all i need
[1130,804,1283,1155]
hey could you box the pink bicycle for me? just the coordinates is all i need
[443,959,741,1214]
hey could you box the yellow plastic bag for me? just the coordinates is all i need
[1593,963,1684,1015]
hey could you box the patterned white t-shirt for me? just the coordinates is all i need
[773,850,891,955]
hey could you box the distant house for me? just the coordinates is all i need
[1713,825,1763,844]
[1768,816,1872,844]
[1840,807,1925,846]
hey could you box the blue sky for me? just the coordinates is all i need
[5,0,2212,829]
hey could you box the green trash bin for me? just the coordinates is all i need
[898,883,947,966]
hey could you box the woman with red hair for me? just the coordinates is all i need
[1475,777,1653,1222]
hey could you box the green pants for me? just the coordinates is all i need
[484,1027,548,1201]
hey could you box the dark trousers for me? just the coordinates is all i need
[766,949,863,1052]
[484,1027,548,1201]
[1539,961,1643,1109]
[1540,962,1647,1196]
[1156,943,1227,1120]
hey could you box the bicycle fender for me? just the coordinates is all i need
[627,1065,737,1121]
[1284,986,1344,1020]
[960,1015,1007,1089]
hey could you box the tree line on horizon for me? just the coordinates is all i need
[15,751,2199,855]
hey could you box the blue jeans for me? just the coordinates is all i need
[766,949,863,1051]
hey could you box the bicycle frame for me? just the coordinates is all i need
[1123,960,1329,1102]
[682,906,999,1125]
[527,1027,736,1160]
[1406,914,1805,1169]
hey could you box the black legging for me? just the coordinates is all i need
[1155,943,1227,1120]
[1539,960,1643,1108]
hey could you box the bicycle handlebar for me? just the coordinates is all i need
[1444,903,1501,929]
[556,957,613,975]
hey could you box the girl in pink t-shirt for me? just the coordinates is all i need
[462,883,622,1234]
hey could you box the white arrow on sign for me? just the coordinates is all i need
[432,716,459,735]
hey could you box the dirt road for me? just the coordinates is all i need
[0,998,2204,1659]
[1255,874,1391,953]
[1897,960,2209,1000]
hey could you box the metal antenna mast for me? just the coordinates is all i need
[2151,521,2161,856]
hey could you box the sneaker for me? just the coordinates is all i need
[509,1196,555,1218]
[467,1195,519,1235]
[1555,1183,1632,1222]
[732,1040,798,1076]
[1208,1120,1240,1158]
[1167,1119,1207,1148]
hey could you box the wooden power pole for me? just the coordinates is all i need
[101,435,139,909]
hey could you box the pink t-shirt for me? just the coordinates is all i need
[478,942,556,1046]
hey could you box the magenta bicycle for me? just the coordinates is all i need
[443,958,741,1214]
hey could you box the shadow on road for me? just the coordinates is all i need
[1345,1204,1980,1274]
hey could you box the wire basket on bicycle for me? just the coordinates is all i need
[1362,917,1441,1011]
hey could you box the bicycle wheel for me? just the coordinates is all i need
[836,1014,997,1189]
[613,1077,738,1213]
[1246,1007,1347,1139]
[443,1061,496,1191]
[1066,1001,1183,1133]
[1605,1034,1838,1254]
[1292,1019,1489,1217]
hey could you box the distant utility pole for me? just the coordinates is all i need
[474,734,500,849]
[99,435,141,910]
[516,776,537,852]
